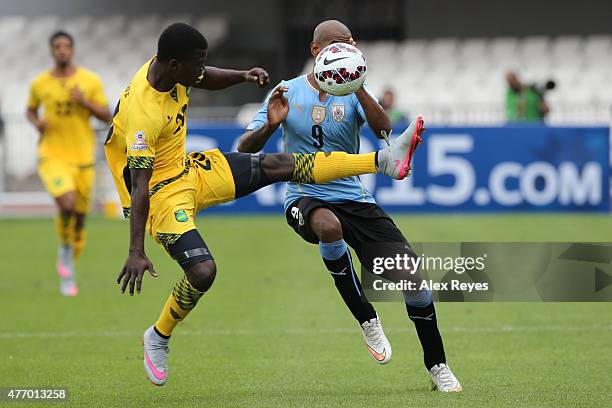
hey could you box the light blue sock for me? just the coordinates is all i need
[319,239,348,260]
[403,289,433,308]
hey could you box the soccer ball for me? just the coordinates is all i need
[314,42,367,96]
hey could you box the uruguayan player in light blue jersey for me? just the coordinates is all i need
[238,20,461,392]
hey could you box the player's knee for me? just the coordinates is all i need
[268,153,294,168]
[57,194,76,214]
[310,209,343,242]
[261,153,294,182]
[186,260,217,292]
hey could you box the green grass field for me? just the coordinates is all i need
[1,214,612,407]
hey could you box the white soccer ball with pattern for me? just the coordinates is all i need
[314,43,367,96]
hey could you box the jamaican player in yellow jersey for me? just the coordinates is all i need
[105,23,423,386]
[27,31,111,296]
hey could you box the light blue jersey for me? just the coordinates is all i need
[247,75,377,211]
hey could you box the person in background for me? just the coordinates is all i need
[379,89,407,124]
[26,30,112,296]
[505,71,549,122]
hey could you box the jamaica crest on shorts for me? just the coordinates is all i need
[174,209,189,222]
[331,104,345,122]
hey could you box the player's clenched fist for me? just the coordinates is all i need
[244,67,270,87]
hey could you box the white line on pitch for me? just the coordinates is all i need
[0,324,610,339]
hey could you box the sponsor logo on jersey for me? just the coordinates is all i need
[331,104,345,122]
[174,209,189,222]
[130,131,148,150]
[311,106,326,124]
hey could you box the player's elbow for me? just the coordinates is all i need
[130,179,146,195]
[129,169,152,193]
[380,117,392,136]
[236,134,255,153]
[373,124,392,139]
[236,137,248,153]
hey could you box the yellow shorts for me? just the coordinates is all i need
[38,158,95,213]
[147,149,236,251]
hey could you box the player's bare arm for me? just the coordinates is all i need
[70,86,112,123]
[237,85,289,153]
[117,168,158,295]
[25,107,48,134]
[195,66,269,90]
[355,87,391,140]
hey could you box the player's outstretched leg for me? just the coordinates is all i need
[222,115,426,196]
[255,115,425,185]
[54,192,78,296]
[143,230,213,386]
[404,290,462,392]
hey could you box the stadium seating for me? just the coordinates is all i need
[1,13,609,123]
[0,14,229,179]
[0,14,228,117]
[1,14,611,178]
[307,35,612,125]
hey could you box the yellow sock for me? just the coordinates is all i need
[73,228,87,260]
[55,214,74,246]
[155,276,205,337]
[292,152,377,184]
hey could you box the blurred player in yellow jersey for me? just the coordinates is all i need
[26,31,112,296]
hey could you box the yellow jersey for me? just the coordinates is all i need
[104,59,191,214]
[28,67,107,165]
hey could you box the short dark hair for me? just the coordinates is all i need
[49,30,74,47]
[157,23,208,61]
